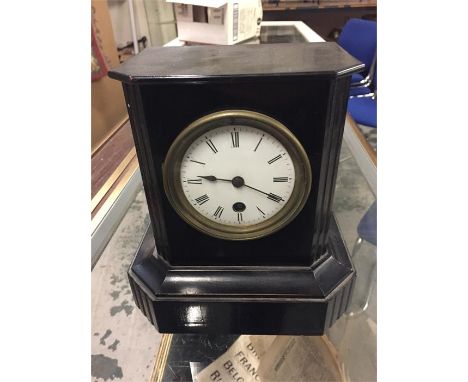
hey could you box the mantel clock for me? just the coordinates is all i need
[109,43,363,335]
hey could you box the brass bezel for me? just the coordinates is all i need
[163,110,312,241]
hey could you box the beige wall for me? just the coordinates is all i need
[92,0,128,152]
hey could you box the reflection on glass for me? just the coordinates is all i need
[259,25,307,44]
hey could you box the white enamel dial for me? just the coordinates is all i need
[180,125,295,226]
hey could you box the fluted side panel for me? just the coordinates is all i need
[128,275,157,326]
[324,274,355,330]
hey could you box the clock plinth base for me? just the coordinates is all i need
[128,214,355,335]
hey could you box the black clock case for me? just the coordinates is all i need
[109,43,363,335]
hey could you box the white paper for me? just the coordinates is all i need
[195,335,275,382]
[194,335,344,382]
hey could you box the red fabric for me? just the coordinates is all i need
[91,26,108,81]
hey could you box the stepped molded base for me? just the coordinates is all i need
[128,214,355,335]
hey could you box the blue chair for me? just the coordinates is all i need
[349,86,373,98]
[356,201,377,247]
[338,18,377,89]
[348,96,377,127]
[349,201,377,316]
[348,66,377,128]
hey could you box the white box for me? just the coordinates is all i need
[167,0,263,45]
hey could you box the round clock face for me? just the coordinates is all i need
[163,110,312,240]
[180,125,295,227]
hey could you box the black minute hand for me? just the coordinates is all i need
[244,183,285,202]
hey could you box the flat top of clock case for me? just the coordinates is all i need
[108,42,364,84]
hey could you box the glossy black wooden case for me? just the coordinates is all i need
[109,43,363,334]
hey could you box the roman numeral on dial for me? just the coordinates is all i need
[231,130,239,148]
[189,159,205,165]
[213,206,224,219]
[195,194,210,205]
[267,154,282,164]
[187,178,202,184]
[267,193,284,203]
[273,177,288,182]
[254,135,264,152]
[256,206,266,217]
[237,212,243,223]
[205,138,218,153]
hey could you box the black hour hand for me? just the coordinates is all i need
[198,175,232,183]
[198,175,218,181]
